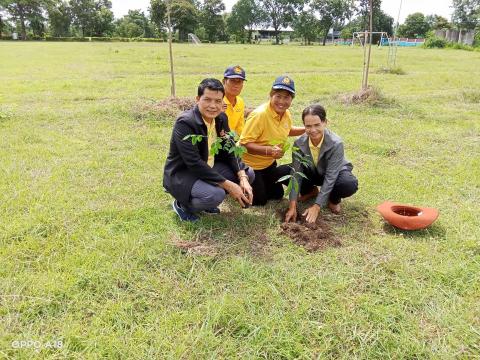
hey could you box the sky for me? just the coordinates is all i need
[111,0,454,24]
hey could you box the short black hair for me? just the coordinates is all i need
[302,104,327,123]
[198,78,225,97]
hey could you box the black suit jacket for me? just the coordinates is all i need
[163,105,245,205]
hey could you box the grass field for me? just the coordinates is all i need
[1,41,480,358]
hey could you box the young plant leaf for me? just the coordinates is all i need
[296,172,308,179]
[286,179,293,195]
[210,139,223,155]
[277,174,292,183]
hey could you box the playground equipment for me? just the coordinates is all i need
[351,31,389,46]
[188,33,201,45]
[387,0,403,68]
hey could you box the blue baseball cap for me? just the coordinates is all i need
[272,75,295,94]
[224,65,246,80]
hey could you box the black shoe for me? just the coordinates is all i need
[204,207,220,214]
[172,200,199,222]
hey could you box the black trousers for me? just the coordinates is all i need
[251,161,290,206]
[300,167,358,205]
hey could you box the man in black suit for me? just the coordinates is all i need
[163,78,254,222]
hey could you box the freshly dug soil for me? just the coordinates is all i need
[280,217,341,252]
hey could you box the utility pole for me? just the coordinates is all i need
[167,0,176,97]
[362,0,373,89]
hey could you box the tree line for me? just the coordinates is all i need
[0,0,478,43]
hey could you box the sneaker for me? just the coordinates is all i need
[204,207,220,214]
[172,200,199,222]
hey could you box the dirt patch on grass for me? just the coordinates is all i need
[460,89,480,103]
[376,66,406,75]
[280,217,341,252]
[339,86,392,107]
[135,97,196,121]
[248,232,271,257]
[173,240,218,257]
[170,214,272,258]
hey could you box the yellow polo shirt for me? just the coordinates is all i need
[203,118,217,167]
[224,95,245,135]
[309,135,324,167]
[240,102,292,170]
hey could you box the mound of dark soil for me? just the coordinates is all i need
[280,218,341,252]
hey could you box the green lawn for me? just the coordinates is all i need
[1,42,479,358]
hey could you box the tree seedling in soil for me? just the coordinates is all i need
[183,131,249,204]
[270,140,312,196]
[183,131,246,159]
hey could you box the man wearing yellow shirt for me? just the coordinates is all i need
[222,65,246,135]
[239,75,305,205]
[285,104,358,224]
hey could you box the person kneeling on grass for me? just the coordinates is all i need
[285,104,358,224]
[239,75,305,206]
[163,78,254,222]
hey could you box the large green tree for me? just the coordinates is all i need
[114,9,154,38]
[47,0,71,36]
[293,10,320,45]
[200,0,225,43]
[226,0,265,43]
[257,0,304,44]
[397,12,430,38]
[341,8,393,42]
[425,14,451,30]
[0,9,15,37]
[312,0,353,45]
[452,0,479,30]
[0,0,48,39]
[0,8,6,36]
[357,0,380,31]
[29,10,45,36]
[70,0,113,37]
[150,0,198,42]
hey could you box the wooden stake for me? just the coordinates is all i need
[363,0,373,89]
[167,1,176,98]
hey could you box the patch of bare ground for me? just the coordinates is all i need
[339,86,393,107]
[135,97,196,121]
[248,232,271,257]
[173,240,218,257]
[280,216,341,252]
[171,218,271,258]
[376,66,406,75]
[278,202,373,251]
[460,89,480,103]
